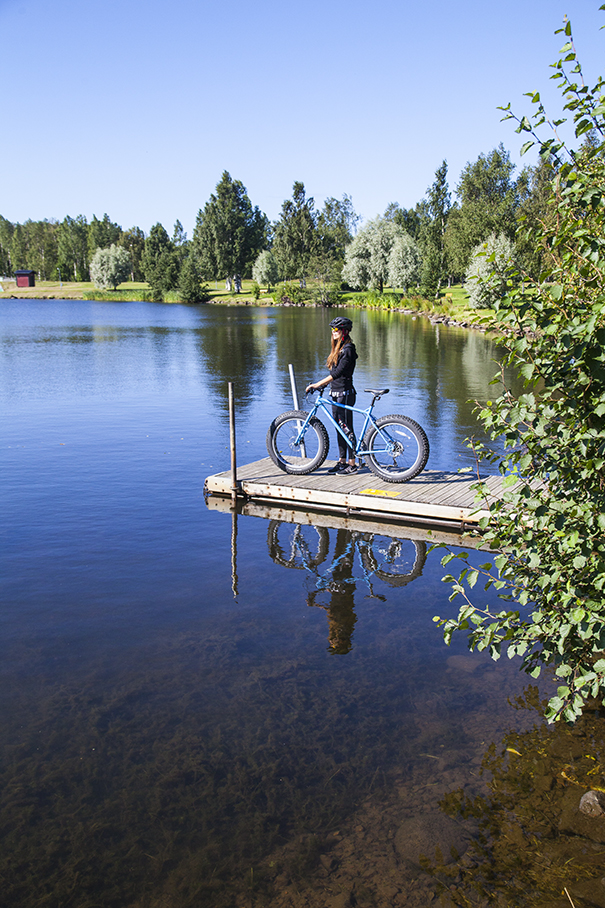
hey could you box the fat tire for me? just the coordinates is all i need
[360,537,427,587]
[363,415,429,483]
[266,410,330,474]
[267,521,330,569]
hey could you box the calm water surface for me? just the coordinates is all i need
[1,300,602,908]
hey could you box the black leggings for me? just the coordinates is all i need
[331,389,357,460]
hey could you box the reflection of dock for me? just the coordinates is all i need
[205,457,503,532]
[206,495,483,548]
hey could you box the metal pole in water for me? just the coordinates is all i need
[228,382,238,504]
[288,363,300,410]
[288,364,306,459]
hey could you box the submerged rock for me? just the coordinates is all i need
[394,811,475,867]
[579,790,605,817]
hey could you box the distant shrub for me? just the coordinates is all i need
[465,233,515,309]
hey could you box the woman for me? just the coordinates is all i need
[306,316,358,474]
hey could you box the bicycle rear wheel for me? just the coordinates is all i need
[360,536,427,587]
[363,415,429,482]
[266,410,330,474]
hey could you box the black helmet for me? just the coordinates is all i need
[329,316,353,332]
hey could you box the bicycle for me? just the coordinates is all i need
[267,520,428,590]
[266,387,429,483]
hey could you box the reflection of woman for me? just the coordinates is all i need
[307,529,357,655]
[306,317,358,475]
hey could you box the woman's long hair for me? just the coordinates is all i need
[326,330,351,369]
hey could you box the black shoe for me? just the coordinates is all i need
[328,462,347,473]
[341,464,359,475]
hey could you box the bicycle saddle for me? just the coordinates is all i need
[364,388,389,396]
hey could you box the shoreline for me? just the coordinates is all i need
[0,284,495,334]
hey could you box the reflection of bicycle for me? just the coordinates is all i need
[266,388,429,483]
[267,521,427,590]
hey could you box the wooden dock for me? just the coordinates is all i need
[205,457,504,530]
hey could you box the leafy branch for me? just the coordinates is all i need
[435,11,605,723]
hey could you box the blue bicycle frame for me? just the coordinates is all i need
[268,386,429,481]
[298,388,386,457]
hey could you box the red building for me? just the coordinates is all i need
[15,270,36,287]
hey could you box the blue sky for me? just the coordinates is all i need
[1,0,603,235]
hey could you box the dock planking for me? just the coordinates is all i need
[204,457,505,529]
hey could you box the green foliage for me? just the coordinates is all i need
[118,226,146,281]
[445,144,523,279]
[252,249,279,289]
[7,218,59,280]
[178,254,209,303]
[465,232,515,309]
[342,217,417,293]
[418,160,451,296]
[272,281,307,306]
[193,171,268,285]
[89,244,131,290]
[272,181,318,285]
[383,202,422,239]
[142,222,179,298]
[348,289,402,310]
[58,214,90,281]
[87,213,122,262]
[387,231,422,291]
[434,14,605,723]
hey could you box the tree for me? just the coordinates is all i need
[272,181,318,286]
[178,253,208,303]
[317,195,359,260]
[342,217,406,292]
[90,244,132,290]
[384,203,422,240]
[88,214,122,262]
[434,14,605,723]
[464,233,515,309]
[58,215,89,281]
[193,171,268,290]
[445,144,522,278]
[10,223,27,272]
[252,249,279,290]
[418,160,451,296]
[514,156,556,279]
[119,226,146,281]
[0,216,14,275]
[305,195,360,304]
[387,232,422,290]
[142,223,178,300]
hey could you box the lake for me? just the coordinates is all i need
[2,299,603,908]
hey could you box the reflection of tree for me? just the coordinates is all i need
[424,686,605,906]
[357,311,523,464]
[195,313,272,414]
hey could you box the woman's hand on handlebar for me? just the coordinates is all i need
[305,383,316,395]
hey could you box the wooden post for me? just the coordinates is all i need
[228,382,238,504]
[230,506,239,598]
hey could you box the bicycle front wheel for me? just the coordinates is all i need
[266,410,330,474]
[267,521,330,569]
[363,415,429,482]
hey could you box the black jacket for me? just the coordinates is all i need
[329,341,357,392]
